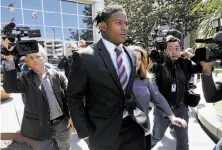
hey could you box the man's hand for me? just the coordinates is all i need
[169,115,187,128]
[5,55,14,61]
[200,61,214,75]
[181,50,194,59]
[67,118,77,133]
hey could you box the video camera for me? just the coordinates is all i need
[1,22,41,57]
[151,27,168,52]
[195,18,222,63]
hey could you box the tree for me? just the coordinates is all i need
[191,0,222,39]
[105,0,156,47]
[105,0,200,48]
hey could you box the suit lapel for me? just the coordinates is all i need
[29,70,48,104]
[96,39,124,94]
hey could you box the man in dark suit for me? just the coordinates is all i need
[2,44,72,150]
[67,5,144,150]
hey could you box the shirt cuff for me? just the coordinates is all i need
[82,137,89,140]
[202,71,212,76]
[4,61,16,71]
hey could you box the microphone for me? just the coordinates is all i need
[195,37,213,44]
[195,39,206,43]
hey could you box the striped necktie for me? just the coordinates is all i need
[115,47,128,91]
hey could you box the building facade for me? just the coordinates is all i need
[1,0,104,63]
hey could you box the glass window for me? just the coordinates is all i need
[28,26,45,38]
[22,0,42,10]
[1,0,21,8]
[44,13,61,26]
[79,16,92,29]
[62,14,77,28]
[79,29,93,41]
[1,7,23,24]
[63,28,79,41]
[62,1,77,14]
[43,0,60,12]
[45,27,62,40]
[78,3,92,16]
[23,10,43,26]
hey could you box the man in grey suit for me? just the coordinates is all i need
[201,61,222,150]
[3,44,72,150]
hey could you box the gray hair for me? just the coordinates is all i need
[25,43,47,61]
[37,43,47,58]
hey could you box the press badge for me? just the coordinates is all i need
[171,84,176,92]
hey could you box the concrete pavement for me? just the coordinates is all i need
[150,107,215,150]
[0,93,89,150]
[196,75,222,143]
[0,81,218,150]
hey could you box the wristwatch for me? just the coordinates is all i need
[203,71,212,76]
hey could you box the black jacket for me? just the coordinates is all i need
[151,57,202,106]
[202,75,222,103]
[58,55,73,78]
[67,39,137,149]
[3,68,69,141]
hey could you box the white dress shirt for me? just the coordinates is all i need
[102,38,131,82]
[102,38,131,118]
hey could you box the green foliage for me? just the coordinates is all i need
[104,0,199,48]
[191,0,222,39]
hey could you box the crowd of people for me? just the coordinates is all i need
[1,4,222,150]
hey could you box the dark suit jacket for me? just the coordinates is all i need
[67,39,136,149]
[58,55,73,78]
[202,74,222,103]
[3,68,69,141]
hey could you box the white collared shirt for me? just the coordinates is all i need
[102,38,131,119]
[102,38,131,85]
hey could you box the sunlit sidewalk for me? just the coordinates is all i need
[0,93,89,150]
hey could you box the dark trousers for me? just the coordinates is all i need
[151,107,189,150]
[90,116,145,150]
[119,116,145,150]
[37,117,72,150]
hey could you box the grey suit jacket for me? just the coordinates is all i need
[3,67,69,140]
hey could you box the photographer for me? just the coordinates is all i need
[201,61,222,150]
[58,43,78,78]
[150,35,202,150]
[2,44,72,150]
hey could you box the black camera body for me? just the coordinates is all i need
[195,19,222,63]
[151,28,168,51]
[1,22,41,57]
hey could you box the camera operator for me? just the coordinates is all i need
[201,61,222,150]
[150,35,202,150]
[58,43,78,78]
[2,44,72,150]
